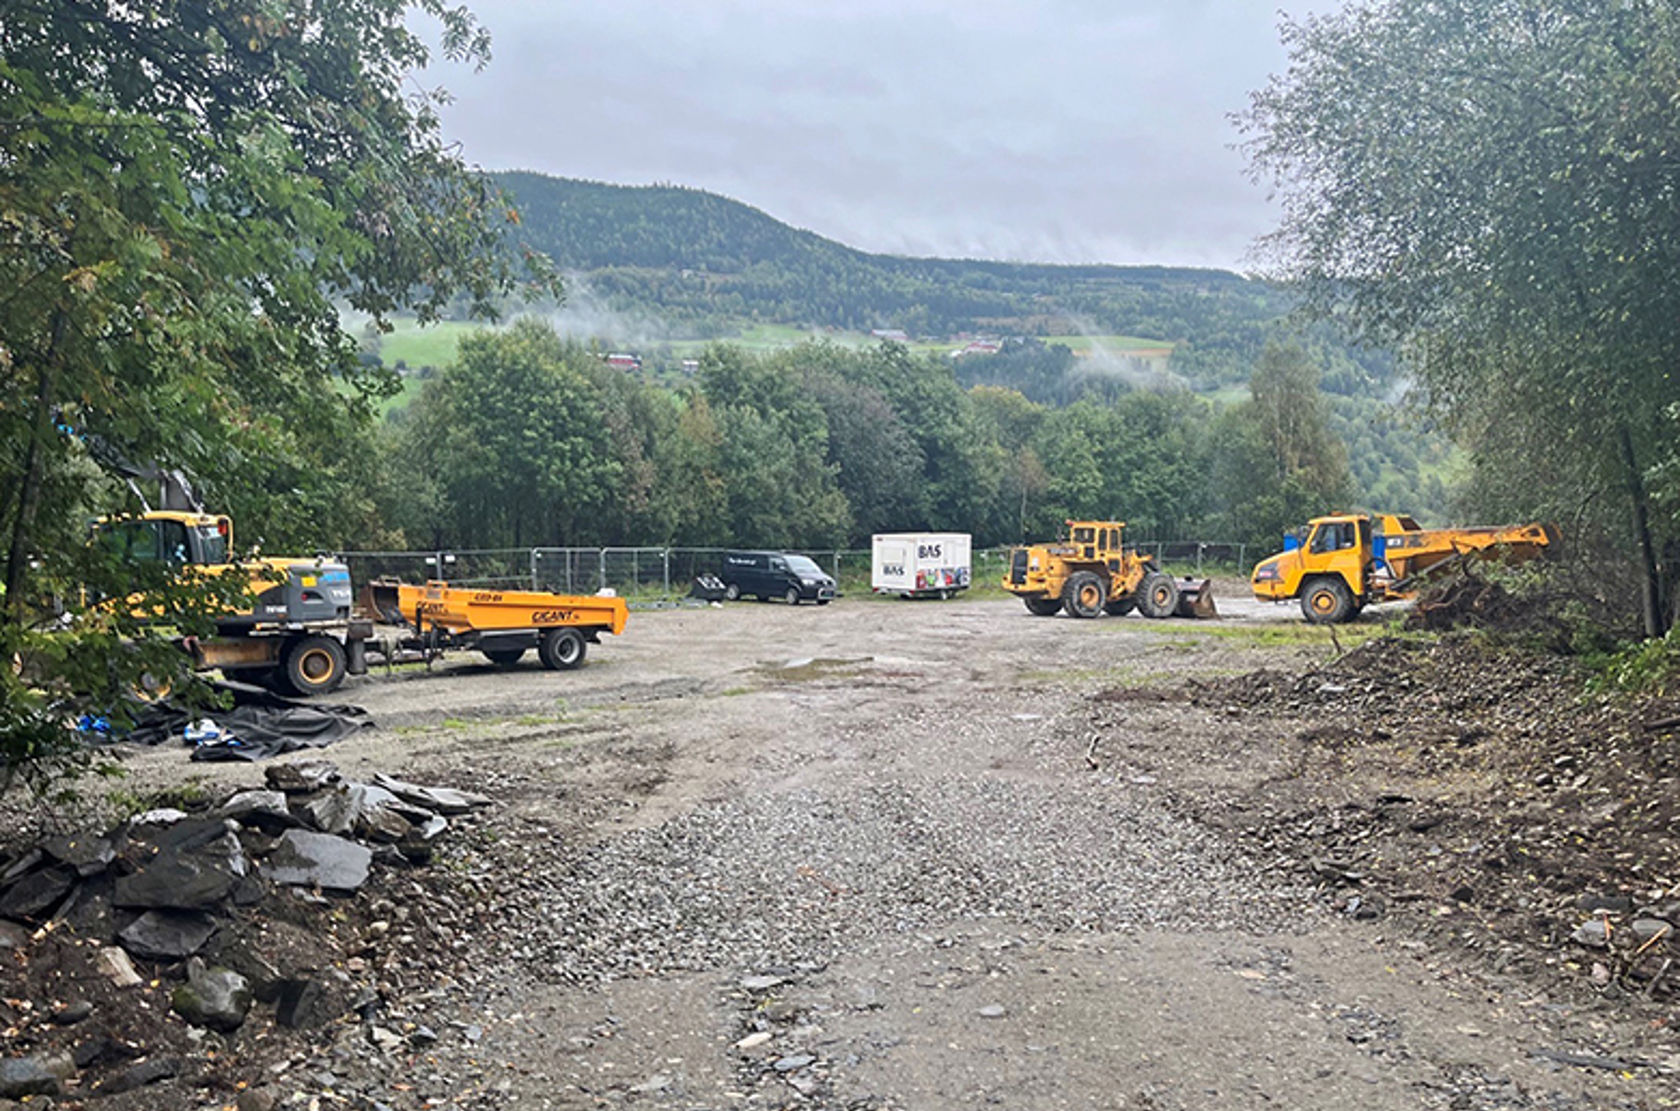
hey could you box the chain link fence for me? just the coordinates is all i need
[336,541,1254,603]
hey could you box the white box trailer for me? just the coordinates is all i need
[871,533,972,598]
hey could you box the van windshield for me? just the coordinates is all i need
[785,555,823,577]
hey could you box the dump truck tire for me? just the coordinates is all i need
[1024,597,1062,616]
[1062,571,1105,618]
[1104,598,1136,617]
[1301,577,1354,624]
[1138,574,1180,619]
[539,627,587,670]
[482,647,526,667]
[279,634,347,696]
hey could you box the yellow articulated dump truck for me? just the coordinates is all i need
[1250,512,1557,623]
[94,510,369,695]
[1003,520,1216,619]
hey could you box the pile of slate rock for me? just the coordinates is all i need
[0,761,489,1102]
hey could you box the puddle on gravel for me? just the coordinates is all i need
[756,655,874,682]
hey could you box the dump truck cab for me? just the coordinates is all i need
[1004,519,1215,619]
[1251,513,1382,623]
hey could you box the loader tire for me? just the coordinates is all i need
[1137,574,1180,619]
[1023,597,1063,617]
[1104,597,1136,617]
[538,627,587,670]
[279,635,347,696]
[723,583,740,601]
[1062,571,1106,618]
[1301,577,1354,624]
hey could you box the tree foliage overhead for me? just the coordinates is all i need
[1241,0,1680,634]
[0,0,548,790]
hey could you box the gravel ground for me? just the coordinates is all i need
[10,586,1678,1110]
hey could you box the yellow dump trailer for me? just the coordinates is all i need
[365,580,628,669]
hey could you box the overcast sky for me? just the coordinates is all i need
[432,2,1333,271]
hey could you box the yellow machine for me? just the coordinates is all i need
[1251,512,1557,623]
[93,510,369,694]
[1003,520,1216,619]
[365,580,628,669]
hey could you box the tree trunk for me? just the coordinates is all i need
[4,313,65,623]
[1617,425,1664,638]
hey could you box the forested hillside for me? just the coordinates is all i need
[495,172,1355,390]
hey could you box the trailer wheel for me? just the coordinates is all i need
[538,627,587,670]
[784,587,800,606]
[279,635,347,696]
[482,647,527,667]
[1301,577,1354,624]
[1024,597,1063,616]
[1062,571,1105,618]
[1104,597,1136,617]
[723,583,740,601]
[1137,574,1180,619]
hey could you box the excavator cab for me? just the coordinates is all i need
[94,512,233,568]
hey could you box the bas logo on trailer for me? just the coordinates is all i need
[883,563,905,577]
[917,544,942,559]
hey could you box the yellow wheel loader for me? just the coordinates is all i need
[1003,520,1216,619]
[1250,512,1557,624]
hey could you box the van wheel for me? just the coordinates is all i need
[538,627,587,670]
[784,587,800,606]
[280,635,346,696]
[723,583,740,601]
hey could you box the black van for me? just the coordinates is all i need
[720,551,836,605]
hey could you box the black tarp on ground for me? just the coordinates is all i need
[119,681,374,761]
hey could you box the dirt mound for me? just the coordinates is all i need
[1188,635,1680,1006]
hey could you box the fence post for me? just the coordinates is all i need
[530,549,539,591]
[663,549,671,596]
[1238,544,1245,573]
[1196,543,1204,575]
[598,549,606,593]
[832,550,841,580]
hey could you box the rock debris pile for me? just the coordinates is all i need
[0,761,489,1104]
[1187,635,1680,1006]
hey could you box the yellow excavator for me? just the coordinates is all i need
[1250,512,1557,623]
[94,509,368,694]
[1003,520,1217,619]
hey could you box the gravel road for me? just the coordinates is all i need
[108,586,1680,1110]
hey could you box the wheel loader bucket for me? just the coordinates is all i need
[1173,578,1218,619]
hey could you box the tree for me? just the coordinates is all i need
[399,322,618,548]
[1241,0,1680,635]
[0,0,550,791]
[1206,343,1352,551]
